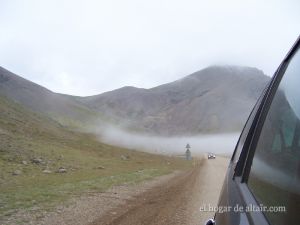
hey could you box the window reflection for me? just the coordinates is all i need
[248,48,300,225]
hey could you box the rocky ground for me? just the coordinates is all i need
[2,156,228,225]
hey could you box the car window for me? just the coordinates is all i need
[248,47,300,225]
[232,94,263,164]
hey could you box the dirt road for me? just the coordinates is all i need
[90,156,229,225]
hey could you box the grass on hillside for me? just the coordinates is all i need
[0,96,192,219]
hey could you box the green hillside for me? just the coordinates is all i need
[0,95,191,220]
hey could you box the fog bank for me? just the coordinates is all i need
[95,125,240,156]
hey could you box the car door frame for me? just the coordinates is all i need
[229,36,300,225]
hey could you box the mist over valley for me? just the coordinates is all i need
[97,124,240,156]
[0,65,269,156]
[0,2,298,224]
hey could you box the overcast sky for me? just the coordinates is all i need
[0,0,299,96]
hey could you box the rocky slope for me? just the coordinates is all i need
[0,66,102,129]
[80,66,270,135]
[0,65,270,135]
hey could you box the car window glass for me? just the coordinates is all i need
[248,48,300,225]
[233,98,262,164]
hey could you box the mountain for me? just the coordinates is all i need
[0,65,270,135]
[0,64,270,220]
[0,66,103,128]
[0,78,187,219]
[80,66,270,135]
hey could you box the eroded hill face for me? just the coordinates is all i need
[80,66,270,135]
[0,65,270,135]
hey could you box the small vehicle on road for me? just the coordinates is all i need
[206,36,300,225]
[208,153,216,159]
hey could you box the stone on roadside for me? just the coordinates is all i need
[57,167,67,173]
[121,155,130,160]
[12,170,22,176]
[42,169,52,174]
[32,158,43,164]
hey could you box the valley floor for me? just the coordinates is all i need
[3,156,228,225]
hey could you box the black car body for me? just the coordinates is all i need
[209,36,300,225]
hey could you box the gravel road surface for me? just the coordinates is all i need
[90,156,229,225]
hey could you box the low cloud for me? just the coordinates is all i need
[93,125,240,157]
[0,0,299,96]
